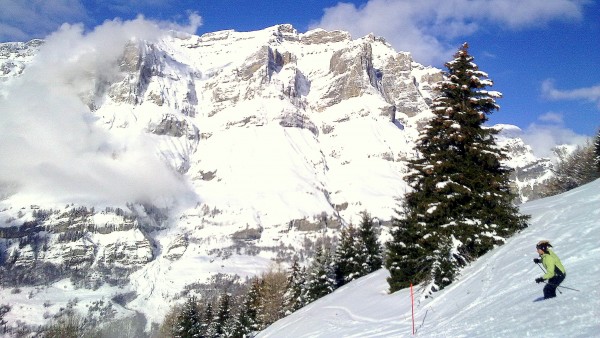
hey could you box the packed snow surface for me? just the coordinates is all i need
[259,179,600,337]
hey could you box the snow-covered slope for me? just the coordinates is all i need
[258,179,600,337]
[0,22,565,331]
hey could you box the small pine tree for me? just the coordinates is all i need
[303,246,336,304]
[283,259,306,314]
[230,278,261,337]
[213,292,232,337]
[0,305,10,334]
[175,296,202,338]
[594,128,600,173]
[385,205,432,292]
[333,224,363,287]
[333,211,383,288]
[357,211,383,273]
[385,43,528,293]
[201,302,214,337]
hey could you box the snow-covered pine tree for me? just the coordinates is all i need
[230,278,261,337]
[175,296,202,338]
[283,259,306,314]
[595,128,600,172]
[213,292,232,337]
[357,211,383,273]
[385,205,432,292]
[201,302,214,337]
[333,223,363,287]
[302,246,335,304]
[385,43,528,293]
[0,305,10,333]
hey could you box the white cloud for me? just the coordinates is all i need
[312,0,585,65]
[541,79,600,108]
[0,16,200,207]
[521,114,590,158]
[157,11,203,35]
[538,112,564,124]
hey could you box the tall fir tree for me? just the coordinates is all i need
[385,43,529,293]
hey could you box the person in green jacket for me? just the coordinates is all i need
[533,240,566,299]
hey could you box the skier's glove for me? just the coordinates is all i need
[535,277,544,284]
[533,258,542,264]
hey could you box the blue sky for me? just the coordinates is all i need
[1,0,598,152]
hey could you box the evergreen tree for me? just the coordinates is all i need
[283,259,306,314]
[595,128,600,173]
[385,43,528,293]
[303,246,336,304]
[175,296,202,338]
[0,305,10,334]
[230,278,261,337]
[213,292,232,337]
[385,205,432,292]
[333,212,383,288]
[357,211,383,273]
[201,302,214,337]
[333,224,363,287]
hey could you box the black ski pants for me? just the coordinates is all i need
[543,268,566,299]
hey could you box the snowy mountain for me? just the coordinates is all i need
[0,24,563,331]
[258,179,600,337]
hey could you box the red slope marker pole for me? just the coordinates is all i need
[411,283,415,335]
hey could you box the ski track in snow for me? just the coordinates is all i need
[320,306,403,324]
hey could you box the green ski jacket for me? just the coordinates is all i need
[541,249,566,280]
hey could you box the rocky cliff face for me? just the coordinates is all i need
[0,24,555,328]
[494,124,554,203]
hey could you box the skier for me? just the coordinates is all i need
[533,240,566,299]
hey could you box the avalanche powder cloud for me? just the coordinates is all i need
[0,15,201,207]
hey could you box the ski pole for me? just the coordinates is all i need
[535,263,578,291]
[543,281,562,294]
[536,263,546,273]
[546,283,580,292]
